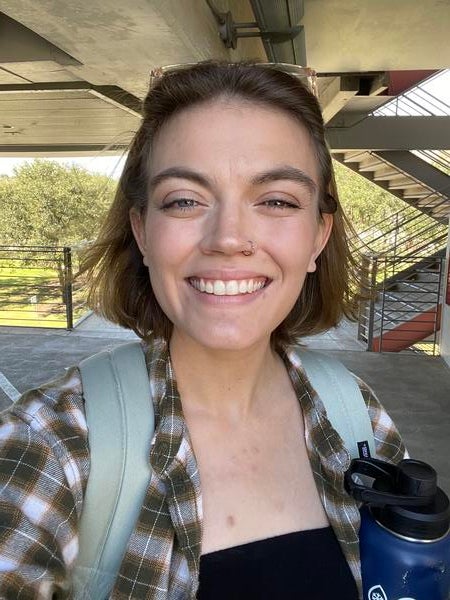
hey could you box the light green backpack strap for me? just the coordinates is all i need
[297,350,376,460]
[73,341,154,600]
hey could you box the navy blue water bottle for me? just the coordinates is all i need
[345,458,450,600]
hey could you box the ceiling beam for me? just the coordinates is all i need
[0,144,128,157]
[319,76,360,124]
[0,81,142,117]
[326,116,450,150]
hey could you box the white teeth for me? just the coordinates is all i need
[190,278,266,296]
[238,280,248,294]
[213,280,226,295]
[225,280,239,295]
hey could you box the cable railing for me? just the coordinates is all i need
[350,71,450,354]
[357,255,444,355]
[373,70,450,117]
[353,193,447,354]
[353,203,448,270]
[412,150,450,176]
[0,246,88,329]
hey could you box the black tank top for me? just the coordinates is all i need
[197,526,359,599]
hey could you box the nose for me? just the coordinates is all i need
[199,201,251,257]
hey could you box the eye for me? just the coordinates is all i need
[260,198,301,210]
[161,197,199,212]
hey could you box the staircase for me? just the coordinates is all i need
[355,203,446,353]
[334,150,450,222]
[332,71,450,353]
[332,71,450,223]
[338,150,449,353]
[359,254,444,353]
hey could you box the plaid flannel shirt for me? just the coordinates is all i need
[0,338,406,599]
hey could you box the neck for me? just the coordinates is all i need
[169,330,285,422]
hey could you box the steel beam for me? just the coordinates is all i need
[319,76,360,124]
[376,151,450,199]
[326,117,450,150]
[0,145,128,156]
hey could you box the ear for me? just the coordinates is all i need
[129,208,149,266]
[307,213,333,273]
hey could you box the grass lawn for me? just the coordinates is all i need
[0,265,86,328]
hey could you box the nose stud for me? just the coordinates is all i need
[242,240,257,256]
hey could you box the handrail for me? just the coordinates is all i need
[0,245,87,330]
[413,150,450,175]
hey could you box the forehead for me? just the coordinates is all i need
[150,98,320,183]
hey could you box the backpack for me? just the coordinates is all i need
[73,341,375,599]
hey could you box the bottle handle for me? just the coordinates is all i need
[344,459,433,507]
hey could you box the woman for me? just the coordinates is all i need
[0,62,406,599]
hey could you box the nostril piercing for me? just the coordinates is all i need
[242,240,256,256]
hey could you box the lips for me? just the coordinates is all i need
[188,277,268,295]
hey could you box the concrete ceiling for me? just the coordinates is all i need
[0,0,449,155]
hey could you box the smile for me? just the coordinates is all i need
[188,277,268,296]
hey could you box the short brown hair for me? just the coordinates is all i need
[81,61,360,347]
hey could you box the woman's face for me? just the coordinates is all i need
[131,98,332,351]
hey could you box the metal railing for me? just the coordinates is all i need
[353,202,448,272]
[373,69,450,117]
[358,255,444,355]
[412,150,450,176]
[0,245,87,329]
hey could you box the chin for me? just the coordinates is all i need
[178,325,270,353]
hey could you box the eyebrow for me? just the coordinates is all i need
[149,167,212,192]
[149,165,317,194]
[251,166,317,194]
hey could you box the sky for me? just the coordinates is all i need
[0,154,127,179]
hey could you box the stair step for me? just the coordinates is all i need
[417,193,444,204]
[386,302,440,311]
[388,177,418,189]
[393,280,439,292]
[358,158,386,172]
[342,150,367,163]
[403,185,431,198]
[380,293,438,304]
[415,272,440,283]
[373,169,407,181]
[417,202,445,212]
[432,207,450,218]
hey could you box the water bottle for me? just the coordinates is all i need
[345,458,450,600]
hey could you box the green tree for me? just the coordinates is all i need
[0,160,116,304]
[333,160,406,234]
[0,159,116,247]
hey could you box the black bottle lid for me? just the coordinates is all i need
[396,459,437,498]
[374,487,450,540]
[381,460,449,540]
[345,458,450,540]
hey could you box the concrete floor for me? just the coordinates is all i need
[1,319,449,495]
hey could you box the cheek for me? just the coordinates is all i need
[145,218,180,263]
[271,225,319,273]
[144,219,196,288]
